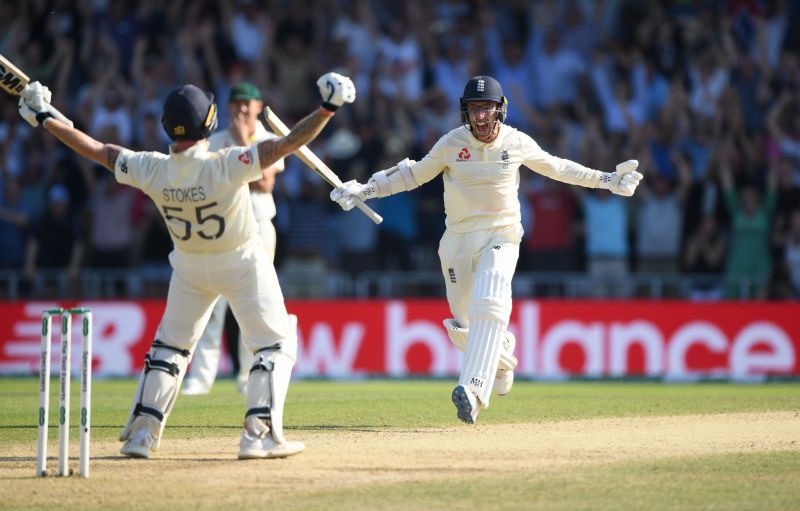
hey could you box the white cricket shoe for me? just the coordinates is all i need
[493,331,517,396]
[452,385,479,424]
[238,430,305,460]
[120,416,158,459]
[181,378,210,396]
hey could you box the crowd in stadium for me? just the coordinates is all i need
[1,0,799,300]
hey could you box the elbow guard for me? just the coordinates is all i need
[371,158,419,197]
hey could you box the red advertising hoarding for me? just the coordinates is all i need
[0,299,797,380]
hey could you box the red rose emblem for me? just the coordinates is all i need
[238,150,252,165]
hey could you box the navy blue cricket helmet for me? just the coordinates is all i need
[459,75,508,125]
[161,84,218,141]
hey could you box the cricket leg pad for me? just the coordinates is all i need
[494,331,518,396]
[443,318,468,351]
[119,340,191,451]
[460,270,513,407]
[239,333,297,459]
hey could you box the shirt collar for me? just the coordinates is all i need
[169,140,210,158]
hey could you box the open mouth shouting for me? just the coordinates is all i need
[473,119,493,138]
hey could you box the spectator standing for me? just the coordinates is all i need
[88,172,137,268]
[719,146,778,299]
[23,185,85,296]
[0,178,31,269]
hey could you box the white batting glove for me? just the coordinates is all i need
[22,81,52,106]
[18,81,53,128]
[317,72,356,112]
[599,159,644,197]
[330,179,376,211]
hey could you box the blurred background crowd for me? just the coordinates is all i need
[1,0,800,301]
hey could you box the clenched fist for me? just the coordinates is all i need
[317,72,356,111]
[600,159,644,197]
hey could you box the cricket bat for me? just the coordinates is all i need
[0,53,73,126]
[264,106,382,224]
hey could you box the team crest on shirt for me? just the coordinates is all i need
[457,147,471,160]
[238,150,252,165]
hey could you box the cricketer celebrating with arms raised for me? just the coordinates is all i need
[331,76,643,424]
[182,82,286,397]
[18,71,356,459]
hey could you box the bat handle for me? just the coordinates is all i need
[352,197,383,224]
[45,104,74,128]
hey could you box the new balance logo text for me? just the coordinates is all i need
[448,268,457,283]
[470,377,484,388]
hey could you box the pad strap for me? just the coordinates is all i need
[133,403,165,422]
[245,407,272,420]
[250,344,281,374]
[144,354,181,376]
[153,339,191,357]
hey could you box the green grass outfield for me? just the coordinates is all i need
[1,378,799,510]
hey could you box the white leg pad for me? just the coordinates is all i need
[444,318,517,370]
[119,340,191,451]
[459,318,505,407]
[458,270,514,407]
[494,331,517,396]
[244,315,297,445]
[443,318,468,351]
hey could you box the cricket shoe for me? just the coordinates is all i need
[181,378,210,396]
[493,331,518,396]
[452,385,480,424]
[238,431,305,460]
[120,415,159,459]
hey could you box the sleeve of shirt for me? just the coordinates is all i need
[520,132,602,188]
[114,150,152,191]
[408,136,448,186]
[222,145,263,185]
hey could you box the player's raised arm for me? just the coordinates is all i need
[256,72,355,169]
[18,82,126,172]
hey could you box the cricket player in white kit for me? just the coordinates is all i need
[18,72,356,457]
[182,82,286,396]
[331,75,643,424]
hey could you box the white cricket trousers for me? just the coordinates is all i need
[185,218,277,389]
[159,234,289,357]
[438,223,522,406]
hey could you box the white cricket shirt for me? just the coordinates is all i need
[208,122,285,221]
[114,141,262,253]
[409,124,603,232]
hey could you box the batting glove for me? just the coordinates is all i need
[18,81,54,128]
[317,72,356,112]
[599,160,644,197]
[330,179,376,211]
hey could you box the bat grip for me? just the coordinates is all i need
[352,197,383,224]
[45,103,73,128]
